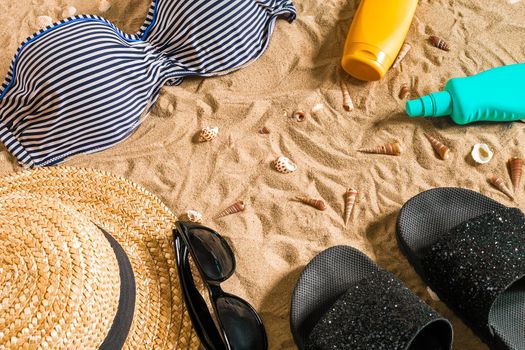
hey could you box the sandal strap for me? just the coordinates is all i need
[422,207,525,338]
[305,269,450,350]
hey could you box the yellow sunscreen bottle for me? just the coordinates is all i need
[342,0,419,81]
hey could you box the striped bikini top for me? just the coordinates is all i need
[0,0,296,167]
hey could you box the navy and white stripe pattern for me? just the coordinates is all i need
[0,0,296,167]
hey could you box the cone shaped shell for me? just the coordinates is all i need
[214,201,245,219]
[199,126,219,142]
[273,156,297,174]
[296,196,326,211]
[429,36,450,51]
[399,83,410,99]
[489,176,513,200]
[359,142,402,156]
[424,134,450,160]
[344,188,358,225]
[340,81,354,112]
[509,157,523,191]
[392,43,411,69]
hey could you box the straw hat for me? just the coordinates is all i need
[0,167,201,349]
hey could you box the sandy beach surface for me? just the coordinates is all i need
[1,0,524,349]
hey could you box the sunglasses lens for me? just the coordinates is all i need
[217,296,267,350]
[187,228,234,281]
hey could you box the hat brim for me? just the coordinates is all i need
[0,166,201,349]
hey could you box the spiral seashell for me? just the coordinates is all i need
[358,142,402,156]
[424,133,450,160]
[292,110,306,122]
[392,43,412,69]
[35,16,53,29]
[340,81,354,112]
[258,126,270,134]
[508,157,523,191]
[489,176,514,200]
[399,83,410,99]
[273,156,297,174]
[62,6,77,18]
[295,196,326,211]
[429,35,450,51]
[344,188,358,226]
[199,126,219,142]
[471,144,493,164]
[214,201,245,219]
[185,210,203,223]
[98,0,112,12]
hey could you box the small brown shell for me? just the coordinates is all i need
[214,201,245,219]
[489,175,514,200]
[258,126,270,134]
[292,110,306,122]
[424,133,450,160]
[399,83,410,99]
[508,157,523,191]
[429,35,450,51]
[358,142,402,156]
[340,81,354,112]
[273,156,297,174]
[392,43,412,69]
[344,188,358,226]
[295,196,326,211]
[199,126,219,142]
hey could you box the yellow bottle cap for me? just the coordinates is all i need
[341,43,390,81]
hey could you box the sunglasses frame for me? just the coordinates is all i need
[173,221,268,350]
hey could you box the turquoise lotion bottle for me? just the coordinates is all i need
[406,63,525,125]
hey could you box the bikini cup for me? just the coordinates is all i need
[0,0,296,167]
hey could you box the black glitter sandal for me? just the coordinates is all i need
[290,245,453,350]
[397,187,525,350]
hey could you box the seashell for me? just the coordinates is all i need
[399,83,410,99]
[214,201,245,219]
[185,210,203,223]
[429,35,450,51]
[344,188,358,226]
[424,133,450,160]
[292,110,306,122]
[358,142,402,156]
[61,6,77,18]
[311,103,324,114]
[35,16,53,29]
[98,0,112,12]
[489,175,514,200]
[508,157,523,191]
[295,196,326,211]
[199,126,219,142]
[340,81,354,112]
[273,156,297,174]
[258,126,270,134]
[471,143,493,164]
[427,287,440,301]
[392,43,412,69]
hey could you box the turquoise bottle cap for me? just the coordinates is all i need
[406,91,453,117]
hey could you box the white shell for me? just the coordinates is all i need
[62,6,77,18]
[199,126,219,142]
[471,143,493,164]
[185,210,203,223]
[35,16,53,29]
[273,156,297,174]
[98,0,112,12]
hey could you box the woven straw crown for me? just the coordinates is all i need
[0,167,200,349]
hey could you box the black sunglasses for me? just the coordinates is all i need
[173,221,268,350]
